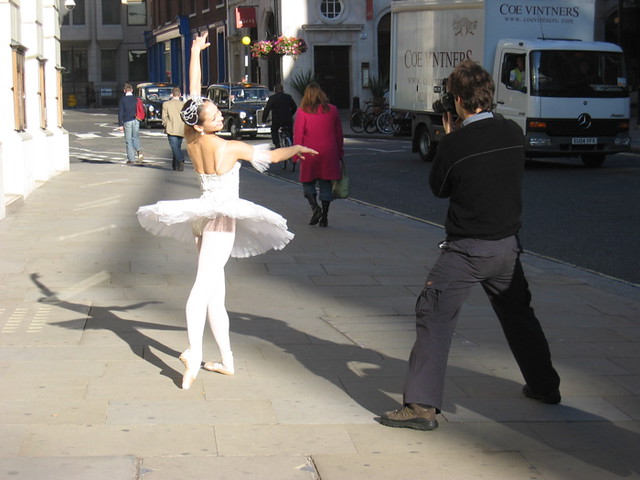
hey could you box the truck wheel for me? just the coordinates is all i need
[417,126,435,162]
[581,154,605,168]
[228,121,240,139]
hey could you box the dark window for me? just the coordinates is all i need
[102,0,120,25]
[128,50,148,82]
[61,48,88,83]
[101,49,117,81]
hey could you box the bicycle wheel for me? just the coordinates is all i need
[376,112,395,135]
[365,113,378,134]
[280,134,295,171]
[350,112,366,133]
[278,129,289,169]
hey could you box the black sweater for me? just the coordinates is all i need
[263,91,297,127]
[429,115,525,240]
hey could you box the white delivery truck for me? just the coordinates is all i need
[390,0,630,167]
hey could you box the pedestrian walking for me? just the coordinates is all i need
[293,83,343,227]
[86,82,97,108]
[380,60,561,431]
[136,32,317,390]
[162,87,186,171]
[118,83,143,164]
[263,84,297,148]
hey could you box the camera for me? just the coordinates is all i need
[432,80,456,113]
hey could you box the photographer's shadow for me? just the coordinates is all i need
[31,273,184,386]
[231,311,640,477]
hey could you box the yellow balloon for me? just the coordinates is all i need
[241,36,251,46]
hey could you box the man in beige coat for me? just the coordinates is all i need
[162,87,186,171]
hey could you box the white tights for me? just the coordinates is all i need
[184,222,235,371]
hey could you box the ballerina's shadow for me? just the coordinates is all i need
[31,272,185,387]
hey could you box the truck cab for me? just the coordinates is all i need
[494,40,630,167]
[391,0,631,168]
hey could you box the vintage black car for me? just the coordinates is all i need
[205,83,271,138]
[135,82,178,128]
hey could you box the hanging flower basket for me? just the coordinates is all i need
[250,40,273,58]
[272,36,308,58]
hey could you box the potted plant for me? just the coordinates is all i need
[272,36,308,59]
[250,40,273,58]
[368,75,388,106]
[290,70,317,97]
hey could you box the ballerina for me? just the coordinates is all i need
[137,32,317,389]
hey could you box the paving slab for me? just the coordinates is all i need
[0,456,138,480]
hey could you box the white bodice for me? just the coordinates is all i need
[198,163,240,203]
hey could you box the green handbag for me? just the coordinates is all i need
[332,159,350,199]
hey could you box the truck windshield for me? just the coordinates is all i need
[530,50,627,98]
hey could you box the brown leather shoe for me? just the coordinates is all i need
[379,403,438,430]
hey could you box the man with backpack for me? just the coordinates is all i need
[118,83,144,165]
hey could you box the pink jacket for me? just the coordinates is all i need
[294,104,344,182]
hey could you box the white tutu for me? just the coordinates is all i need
[136,163,294,258]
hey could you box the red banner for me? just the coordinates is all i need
[235,7,257,28]
[366,0,373,20]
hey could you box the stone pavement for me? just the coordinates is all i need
[0,113,639,479]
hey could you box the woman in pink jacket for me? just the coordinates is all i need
[294,83,344,227]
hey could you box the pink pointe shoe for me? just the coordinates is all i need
[203,361,234,376]
[179,348,200,390]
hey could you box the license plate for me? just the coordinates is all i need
[572,137,597,145]
[257,127,270,134]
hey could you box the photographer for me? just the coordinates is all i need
[380,60,561,431]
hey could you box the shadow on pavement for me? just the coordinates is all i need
[31,272,184,388]
[231,310,640,477]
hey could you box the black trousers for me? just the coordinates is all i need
[270,121,292,149]
[403,236,560,410]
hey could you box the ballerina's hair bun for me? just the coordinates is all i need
[180,97,205,126]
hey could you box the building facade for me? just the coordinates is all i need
[146,0,226,92]
[145,0,396,109]
[60,0,151,107]
[0,0,71,220]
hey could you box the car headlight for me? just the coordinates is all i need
[239,111,247,119]
[148,105,155,112]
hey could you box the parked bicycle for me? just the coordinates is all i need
[376,109,414,135]
[277,126,296,172]
[350,101,386,134]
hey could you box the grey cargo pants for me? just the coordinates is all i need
[403,235,560,410]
